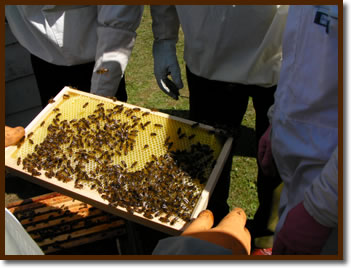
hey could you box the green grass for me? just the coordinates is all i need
[125,6,259,219]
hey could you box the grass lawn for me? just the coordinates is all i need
[125,6,259,219]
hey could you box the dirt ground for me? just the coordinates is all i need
[5,173,169,256]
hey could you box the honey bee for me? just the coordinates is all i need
[63,94,70,99]
[143,144,149,149]
[121,160,127,168]
[150,132,157,137]
[83,102,89,108]
[31,169,41,176]
[130,161,138,169]
[90,184,96,190]
[27,132,34,138]
[17,157,21,166]
[74,184,84,189]
[178,133,186,139]
[143,211,153,219]
[126,206,135,214]
[170,217,179,226]
[48,98,55,104]
[159,216,170,223]
[28,139,34,144]
[154,211,161,217]
[167,142,174,150]
[142,111,150,116]
[53,108,60,112]
[154,124,163,128]
[135,207,144,214]
[188,134,196,140]
[96,68,109,74]
[40,121,45,127]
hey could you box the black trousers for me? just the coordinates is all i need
[30,54,127,107]
[186,66,282,234]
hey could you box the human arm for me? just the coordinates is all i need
[90,5,144,97]
[150,5,183,100]
[273,147,338,254]
[304,146,338,228]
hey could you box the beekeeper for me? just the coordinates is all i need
[259,5,338,255]
[150,5,289,253]
[152,5,338,255]
[5,5,144,106]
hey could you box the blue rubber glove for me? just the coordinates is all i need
[152,40,183,100]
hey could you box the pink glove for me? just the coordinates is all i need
[257,125,278,177]
[273,202,331,255]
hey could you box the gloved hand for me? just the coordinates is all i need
[273,202,331,255]
[5,126,25,147]
[152,40,184,100]
[181,208,251,255]
[258,125,278,177]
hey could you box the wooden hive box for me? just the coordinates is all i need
[6,192,126,254]
[5,87,233,235]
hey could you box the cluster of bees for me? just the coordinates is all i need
[17,94,218,225]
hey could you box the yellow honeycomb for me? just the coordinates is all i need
[14,92,223,175]
[12,90,226,225]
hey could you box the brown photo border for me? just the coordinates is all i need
[1,0,344,262]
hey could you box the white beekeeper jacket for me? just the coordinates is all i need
[5,5,143,97]
[270,5,338,253]
[151,5,289,87]
[5,208,44,255]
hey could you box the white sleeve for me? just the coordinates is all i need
[5,208,44,255]
[90,5,144,97]
[304,146,338,228]
[150,5,180,42]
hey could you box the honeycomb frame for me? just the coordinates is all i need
[5,87,233,235]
